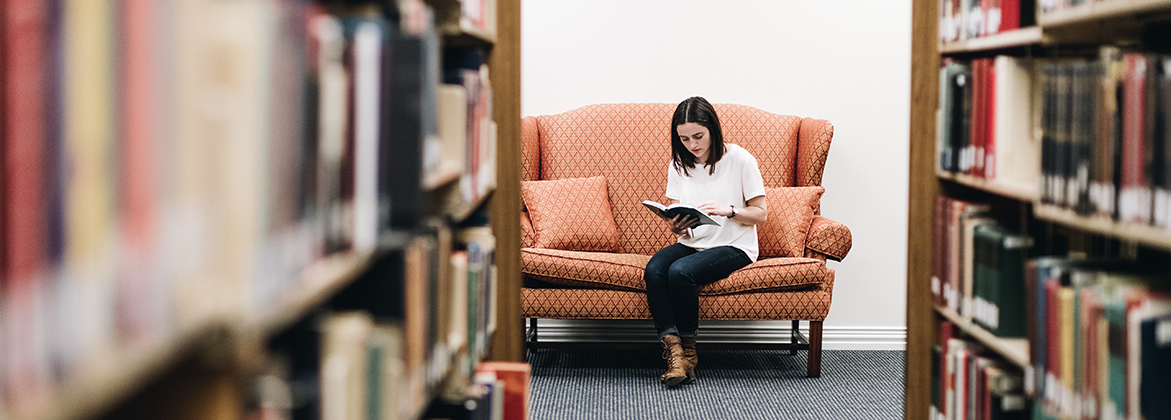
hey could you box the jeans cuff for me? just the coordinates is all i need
[658,326,679,339]
[678,330,696,338]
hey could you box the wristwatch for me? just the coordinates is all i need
[728,205,736,219]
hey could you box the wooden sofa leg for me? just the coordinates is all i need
[787,320,800,355]
[807,321,823,378]
[525,318,538,360]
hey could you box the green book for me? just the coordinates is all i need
[1104,299,1127,420]
[972,224,1032,337]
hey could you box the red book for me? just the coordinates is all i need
[1081,288,1103,418]
[969,59,984,176]
[117,0,161,342]
[477,362,532,420]
[1120,53,1149,225]
[947,199,990,312]
[1045,277,1061,387]
[998,0,1022,33]
[940,320,958,418]
[3,0,49,405]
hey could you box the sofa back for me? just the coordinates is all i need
[522,103,834,255]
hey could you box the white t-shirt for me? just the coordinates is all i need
[665,143,767,262]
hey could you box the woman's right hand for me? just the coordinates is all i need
[669,214,699,235]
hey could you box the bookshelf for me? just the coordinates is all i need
[0,0,523,418]
[1037,0,1171,26]
[910,1,1171,420]
[934,307,1031,370]
[936,170,1042,202]
[1034,204,1171,252]
[939,26,1046,54]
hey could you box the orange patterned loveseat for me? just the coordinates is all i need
[519,103,852,377]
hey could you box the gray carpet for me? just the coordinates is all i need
[527,349,905,420]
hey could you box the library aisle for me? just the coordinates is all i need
[909,1,1171,420]
[0,0,526,419]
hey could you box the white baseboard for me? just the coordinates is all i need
[529,319,906,351]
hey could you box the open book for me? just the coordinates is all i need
[641,201,720,227]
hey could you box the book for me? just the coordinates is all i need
[382,25,427,230]
[939,60,969,172]
[971,224,1031,338]
[313,13,349,253]
[477,362,532,420]
[933,196,948,307]
[1092,47,1123,219]
[1070,61,1095,214]
[1120,53,1153,225]
[3,0,51,402]
[320,311,374,420]
[947,199,991,312]
[940,0,962,44]
[1139,311,1171,420]
[349,17,387,253]
[1156,57,1171,228]
[961,215,996,319]
[641,200,721,227]
[970,58,988,177]
[990,55,1038,191]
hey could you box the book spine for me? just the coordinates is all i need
[3,0,50,403]
[1121,53,1148,225]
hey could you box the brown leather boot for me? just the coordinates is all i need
[659,334,692,387]
[681,335,697,384]
[660,335,699,384]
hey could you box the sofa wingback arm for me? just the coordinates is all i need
[796,118,834,189]
[805,215,851,261]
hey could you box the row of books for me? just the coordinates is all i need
[325,222,498,420]
[421,362,530,420]
[931,197,1171,420]
[248,219,503,420]
[438,47,497,207]
[939,0,1033,44]
[0,0,492,413]
[460,0,497,37]
[932,196,1033,338]
[937,55,1039,193]
[936,49,1171,232]
[1024,258,1170,420]
[1037,50,1171,229]
[932,329,1030,420]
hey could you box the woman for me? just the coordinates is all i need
[646,96,767,387]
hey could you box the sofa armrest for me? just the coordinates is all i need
[805,215,851,261]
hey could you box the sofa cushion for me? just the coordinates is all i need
[522,248,650,292]
[521,282,835,321]
[522,248,829,296]
[522,176,620,252]
[698,257,828,295]
[758,186,824,258]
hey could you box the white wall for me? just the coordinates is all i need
[521,1,912,348]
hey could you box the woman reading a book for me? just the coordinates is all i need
[646,96,767,387]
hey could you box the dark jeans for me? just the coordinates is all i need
[644,243,752,339]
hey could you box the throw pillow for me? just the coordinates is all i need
[758,186,824,258]
[522,175,620,252]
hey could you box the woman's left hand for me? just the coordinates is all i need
[697,201,733,218]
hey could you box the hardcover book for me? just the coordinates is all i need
[641,201,721,227]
